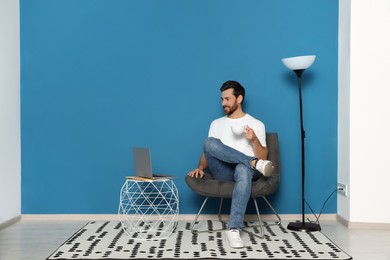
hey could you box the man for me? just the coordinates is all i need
[187,80,273,248]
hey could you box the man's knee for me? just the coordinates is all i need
[234,164,253,182]
[203,137,220,154]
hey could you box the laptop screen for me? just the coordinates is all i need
[133,147,153,178]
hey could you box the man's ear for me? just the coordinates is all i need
[237,95,243,104]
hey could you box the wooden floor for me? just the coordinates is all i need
[1,219,390,260]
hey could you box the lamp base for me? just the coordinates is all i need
[287,221,321,232]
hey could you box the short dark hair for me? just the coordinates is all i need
[220,80,245,102]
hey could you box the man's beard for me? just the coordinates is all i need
[223,103,239,115]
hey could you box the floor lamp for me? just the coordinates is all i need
[281,55,321,232]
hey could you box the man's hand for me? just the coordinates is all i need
[187,168,205,178]
[188,154,208,178]
[245,125,257,142]
[245,125,268,160]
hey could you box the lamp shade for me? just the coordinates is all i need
[281,55,316,71]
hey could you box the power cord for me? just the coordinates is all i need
[304,188,338,225]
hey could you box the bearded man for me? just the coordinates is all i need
[187,80,273,248]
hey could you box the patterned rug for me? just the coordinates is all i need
[47,220,352,260]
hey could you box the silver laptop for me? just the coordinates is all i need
[132,147,172,179]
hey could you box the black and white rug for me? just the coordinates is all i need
[47,220,352,260]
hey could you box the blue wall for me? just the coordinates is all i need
[20,0,339,215]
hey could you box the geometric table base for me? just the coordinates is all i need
[118,178,179,240]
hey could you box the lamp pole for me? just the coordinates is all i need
[286,69,321,232]
[296,69,306,226]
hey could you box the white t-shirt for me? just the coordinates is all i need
[208,114,267,157]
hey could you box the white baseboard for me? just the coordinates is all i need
[0,215,21,230]
[21,214,120,221]
[21,214,337,222]
[336,214,390,229]
[20,214,390,229]
[179,214,337,221]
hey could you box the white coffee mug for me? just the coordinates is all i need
[231,125,246,135]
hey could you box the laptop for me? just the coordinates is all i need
[129,147,173,180]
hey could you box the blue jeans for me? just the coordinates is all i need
[203,137,262,229]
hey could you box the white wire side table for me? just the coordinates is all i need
[118,177,179,240]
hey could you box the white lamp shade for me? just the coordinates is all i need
[281,55,316,71]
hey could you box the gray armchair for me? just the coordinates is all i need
[185,132,281,238]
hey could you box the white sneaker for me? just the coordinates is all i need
[255,159,274,177]
[225,229,245,248]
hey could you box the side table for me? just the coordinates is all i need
[118,177,179,240]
